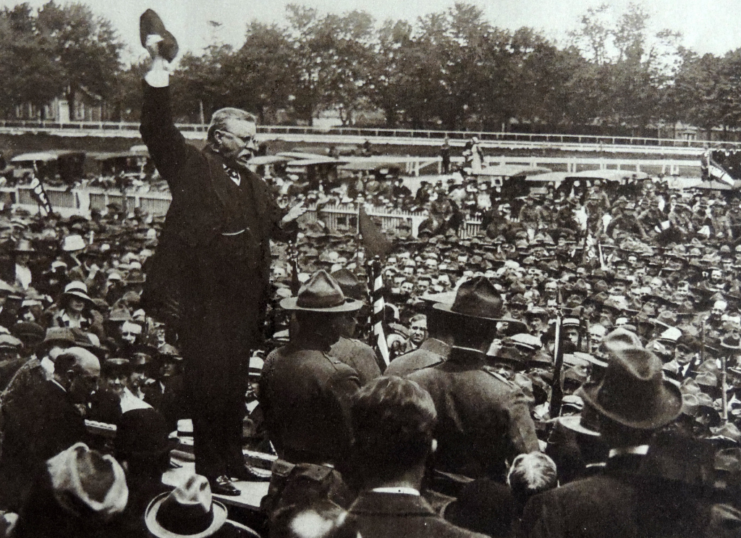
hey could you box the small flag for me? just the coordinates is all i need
[29,175,52,214]
[369,258,390,366]
[358,206,392,260]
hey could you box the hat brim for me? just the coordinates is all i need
[279,297,363,312]
[577,380,682,430]
[558,415,600,437]
[145,493,228,538]
[432,303,523,328]
[64,290,93,303]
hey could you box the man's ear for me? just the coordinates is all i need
[430,439,437,454]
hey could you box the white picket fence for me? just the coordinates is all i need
[1,186,484,238]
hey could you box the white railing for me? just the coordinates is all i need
[0,119,735,150]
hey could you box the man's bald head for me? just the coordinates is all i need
[55,347,100,376]
[55,347,100,403]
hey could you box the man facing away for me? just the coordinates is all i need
[347,376,486,538]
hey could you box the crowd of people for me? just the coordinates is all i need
[0,10,740,538]
[0,156,736,536]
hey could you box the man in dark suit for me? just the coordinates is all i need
[260,271,363,517]
[521,329,705,538]
[347,376,486,538]
[0,347,99,510]
[139,21,305,494]
[408,277,539,483]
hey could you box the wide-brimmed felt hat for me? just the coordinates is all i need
[140,9,179,62]
[280,270,362,312]
[577,328,682,430]
[145,475,227,538]
[434,276,506,322]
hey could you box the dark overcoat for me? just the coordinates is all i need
[348,491,487,538]
[140,81,294,477]
[408,347,539,480]
[520,455,713,538]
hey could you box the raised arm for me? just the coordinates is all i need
[139,34,190,187]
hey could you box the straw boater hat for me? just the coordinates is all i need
[280,270,363,313]
[145,475,227,538]
[577,328,682,430]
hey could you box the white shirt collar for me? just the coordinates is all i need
[371,487,420,496]
[51,379,66,393]
[609,445,649,458]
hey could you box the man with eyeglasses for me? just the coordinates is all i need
[139,14,306,495]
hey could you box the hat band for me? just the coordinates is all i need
[296,293,347,309]
[157,504,214,535]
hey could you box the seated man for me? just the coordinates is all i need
[347,376,486,538]
[0,347,99,510]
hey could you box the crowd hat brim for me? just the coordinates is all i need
[280,270,363,312]
[145,492,227,538]
[558,415,600,437]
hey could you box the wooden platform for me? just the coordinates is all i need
[163,459,269,512]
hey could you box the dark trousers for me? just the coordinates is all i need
[179,237,268,479]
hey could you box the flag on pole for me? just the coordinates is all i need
[369,257,390,366]
[358,206,392,260]
[29,174,52,214]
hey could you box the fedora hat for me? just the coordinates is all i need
[13,238,34,253]
[46,443,128,520]
[61,234,86,252]
[433,276,504,321]
[145,475,227,538]
[140,9,179,62]
[280,270,362,313]
[577,328,682,430]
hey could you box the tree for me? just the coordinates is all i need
[285,5,375,125]
[36,1,123,118]
[366,19,414,127]
[0,3,65,117]
[229,22,297,123]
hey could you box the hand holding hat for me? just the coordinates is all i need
[140,9,179,62]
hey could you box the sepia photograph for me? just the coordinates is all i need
[0,0,737,536]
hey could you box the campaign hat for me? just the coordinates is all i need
[280,270,363,312]
[433,276,504,321]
